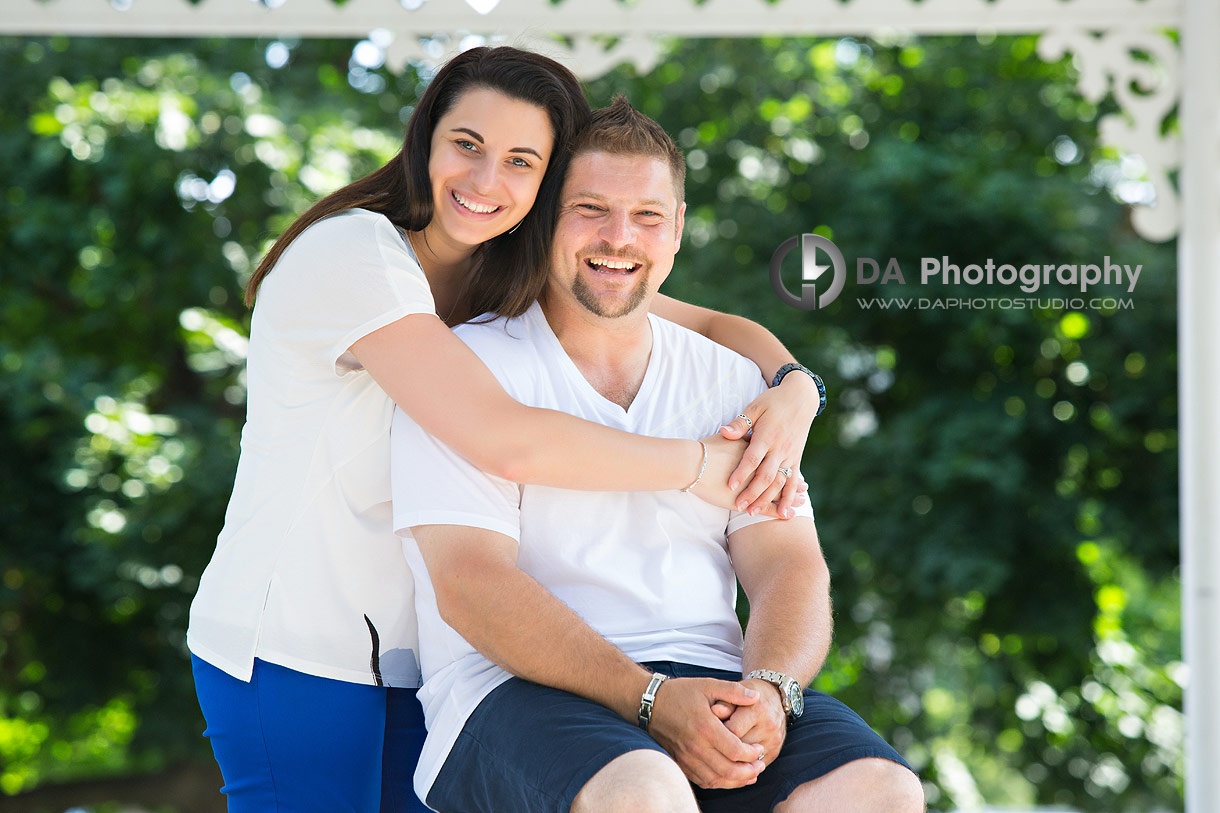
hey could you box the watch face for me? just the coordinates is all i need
[788,683,804,717]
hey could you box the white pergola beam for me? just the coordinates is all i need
[2,0,1181,38]
[1179,1,1220,811]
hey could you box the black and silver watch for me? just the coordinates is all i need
[744,669,805,723]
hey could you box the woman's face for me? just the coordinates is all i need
[426,87,554,250]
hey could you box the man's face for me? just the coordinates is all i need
[549,150,685,320]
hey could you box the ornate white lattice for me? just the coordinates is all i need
[4,0,1182,37]
[5,0,1184,240]
[1038,28,1180,241]
[384,32,663,78]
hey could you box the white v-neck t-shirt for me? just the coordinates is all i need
[390,303,813,801]
[188,208,435,687]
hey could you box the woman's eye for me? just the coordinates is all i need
[456,139,478,152]
[510,157,531,168]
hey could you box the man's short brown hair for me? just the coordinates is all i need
[570,95,685,201]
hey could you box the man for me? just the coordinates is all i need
[390,98,923,812]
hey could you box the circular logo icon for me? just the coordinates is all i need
[770,233,846,310]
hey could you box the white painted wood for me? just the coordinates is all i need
[1039,28,1179,241]
[2,0,1186,242]
[1178,1,1220,811]
[3,0,1182,38]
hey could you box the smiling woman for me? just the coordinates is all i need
[187,45,819,813]
[416,86,554,320]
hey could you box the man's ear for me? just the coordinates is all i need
[673,201,686,252]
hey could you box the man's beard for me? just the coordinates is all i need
[571,258,651,319]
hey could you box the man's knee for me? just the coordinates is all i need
[570,749,696,813]
[778,756,925,813]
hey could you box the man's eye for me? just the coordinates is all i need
[578,204,603,212]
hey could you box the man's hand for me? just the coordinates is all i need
[724,678,789,768]
[646,677,767,789]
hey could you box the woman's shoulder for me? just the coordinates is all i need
[259,208,429,318]
[281,208,417,274]
[294,208,399,247]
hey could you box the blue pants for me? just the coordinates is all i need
[192,654,429,812]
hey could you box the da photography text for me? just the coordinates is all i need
[769,233,1142,312]
[860,256,1142,295]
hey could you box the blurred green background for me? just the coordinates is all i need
[0,32,1180,811]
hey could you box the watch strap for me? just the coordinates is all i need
[637,672,668,730]
[745,668,797,719]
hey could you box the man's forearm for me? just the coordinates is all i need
[721,530,831,765]
[452,565,652,719]
[729,518,833,685]
[739,563,832,684]
[414,526,652,722]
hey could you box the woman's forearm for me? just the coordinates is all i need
[435,398,705,491]
[351,312,705,490]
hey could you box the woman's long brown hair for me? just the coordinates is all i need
[244,46,590,318]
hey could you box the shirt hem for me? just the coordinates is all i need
[396,511,520,543]
[187,636,255,683]
[415,671,514,805]
[188,638,421,689]
[257,646,420,688]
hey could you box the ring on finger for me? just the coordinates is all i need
[758,750,766,762]
[777,466,793,478]
[737,413,753,430]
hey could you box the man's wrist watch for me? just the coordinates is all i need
[745,669,805,723]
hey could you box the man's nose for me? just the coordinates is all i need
[599,211,636,248]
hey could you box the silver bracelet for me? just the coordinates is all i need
[679,440,709,493]
[637,672,669,730]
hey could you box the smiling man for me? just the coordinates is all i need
[390,97,922,813]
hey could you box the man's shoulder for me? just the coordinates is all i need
[650,314,766,389]
[452,310,536,356]
[451,309,546,391]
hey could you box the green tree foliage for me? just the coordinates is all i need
[0,33,1180,811]
[0,36,416,801]
[590,35,1179,811]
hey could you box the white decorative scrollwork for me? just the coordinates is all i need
[556,34,664,81]
[384,31,662,81]
[1038,28,1180,242]
[4,0,1184,241]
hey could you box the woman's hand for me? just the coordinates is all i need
[689,435,785,518]
[720,373,820,517]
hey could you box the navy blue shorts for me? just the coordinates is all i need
[427,661,912,813]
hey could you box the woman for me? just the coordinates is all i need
[188,46,822,811]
